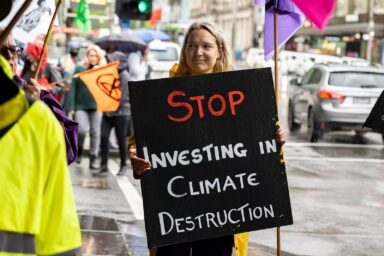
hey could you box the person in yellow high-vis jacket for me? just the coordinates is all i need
[0,56,81,255]
[128,21,287,256]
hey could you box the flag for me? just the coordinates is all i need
[254,0,305,60]
[74,0,91,35]
[79,61,121,112]
[291,0,336,31]
[363,90,384,132]
[0,0,59,44]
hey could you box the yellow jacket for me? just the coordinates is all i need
[0,58,81,255]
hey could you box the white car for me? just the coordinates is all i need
[148,40,181,79]
[245,48,264,68]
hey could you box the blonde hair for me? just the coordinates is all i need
[80,44,107,68]
[176,21,232,77]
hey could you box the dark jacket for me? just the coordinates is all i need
[65,65,97,111]
[105,51,131,117]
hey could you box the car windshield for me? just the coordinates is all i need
[329,71,384,88]
[149,47,178,61]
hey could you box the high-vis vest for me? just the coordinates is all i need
[0,96,81,255]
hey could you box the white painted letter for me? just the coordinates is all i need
[167,176,187,198]
[159,212,174,235]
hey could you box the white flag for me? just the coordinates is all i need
[0,0,59,44]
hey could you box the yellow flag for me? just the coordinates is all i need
[79,61,121,112]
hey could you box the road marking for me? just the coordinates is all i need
[110,160,144,220]
[286,156,384,163]
[286,163,320,176]
[286,142,384,149]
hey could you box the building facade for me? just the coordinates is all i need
[190,0,257,54]
[296,0,384,64]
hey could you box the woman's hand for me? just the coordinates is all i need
[128,147,151,177]
[276,126,288,145]
[24,78,41,100]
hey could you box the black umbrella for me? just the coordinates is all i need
[95,33,147,54]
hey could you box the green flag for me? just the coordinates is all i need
[74,0,91,35]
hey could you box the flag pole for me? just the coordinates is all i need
[274,7,282,256]
[33,0,63,80]
[0,0,33,46]
[47,73,80,87]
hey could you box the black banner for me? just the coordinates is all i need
[364,89,384,132]
[129,68,293,248]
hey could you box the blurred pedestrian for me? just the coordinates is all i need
[57,41,80,79]
[0,51,81,255]
[0,28,78,165]
[128,21,288,256]
[93,51,132,176]
[66,44,107,169]
[127,46,150,81]
[57,42,80,111]
[20,35,66,103]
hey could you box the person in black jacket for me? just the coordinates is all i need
[93,51,132,176]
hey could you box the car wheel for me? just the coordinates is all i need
[307,108,320,143]
[288,102,300,133]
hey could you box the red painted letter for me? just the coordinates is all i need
[168,91,193,122]
[189,95,205,118]
[228,91,244,115]
[208,94,226,116]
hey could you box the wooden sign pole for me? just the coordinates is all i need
[274,8,282,256]
[33,0,62,80]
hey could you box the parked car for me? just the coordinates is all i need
[148,40,181,79]
[246,48,264,68]
[288,63,384,142]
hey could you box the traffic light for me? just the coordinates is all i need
[116,0,152,21]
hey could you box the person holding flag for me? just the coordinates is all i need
[128,21,288,256]
[0,28,78,165]
[66,44,107,169]
[93,51,132,176]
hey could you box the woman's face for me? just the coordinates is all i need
[185,28,221,75]
[1,36,18,75]
[87,49,99,66]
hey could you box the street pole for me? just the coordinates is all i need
[109,0,115,34]
[231,0,237,53]
[367,0,374,63]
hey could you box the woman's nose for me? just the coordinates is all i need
[195,46,203,55]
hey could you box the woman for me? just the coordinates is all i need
[66,44,107,169]
[94,51,132,176]
[129,21,287,256]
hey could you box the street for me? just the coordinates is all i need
[71,73,384,255]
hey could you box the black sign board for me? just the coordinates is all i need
[363,89,384,132]
[129,68,293,248]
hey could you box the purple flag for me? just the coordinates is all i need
[254,0,304,60]
[292,0,336,31]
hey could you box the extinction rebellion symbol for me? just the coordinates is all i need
[96,73,121,101]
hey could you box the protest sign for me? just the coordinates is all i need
[363,90,384,132]
[129,68,293,248]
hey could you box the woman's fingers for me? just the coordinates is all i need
[276,127,288,145]
[129,148,151,176]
